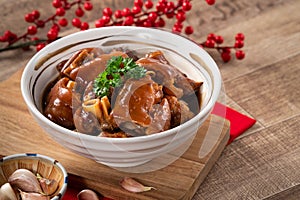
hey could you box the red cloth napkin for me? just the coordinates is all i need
[62,102,256,200]
[211,102,256,144]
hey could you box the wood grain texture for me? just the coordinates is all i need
[0,70,229,200]
[225,53,300,127]
[195,115,300,200]
[214,0,300,81]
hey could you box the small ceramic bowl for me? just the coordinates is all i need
[0,153,68,200]
[21,27,222,168]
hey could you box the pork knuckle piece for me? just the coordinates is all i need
[73,107,101,135]
[146,98,171,135]
[136,51,202,98]
[44,77,74,129]
[112,75,165,136]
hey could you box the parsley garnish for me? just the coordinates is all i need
[93,56,146,97]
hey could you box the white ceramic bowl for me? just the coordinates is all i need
[0,153,68,200]
[21,27,221,168]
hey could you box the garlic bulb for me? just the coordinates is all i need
[20,191,50,200]
[77,189,100,200]
[39,178,58,196]
[8,169,42,194]
[120,177,155,193]
[0,183,18,200]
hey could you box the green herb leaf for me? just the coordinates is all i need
[124,67,147,80]
[93,56,146,97]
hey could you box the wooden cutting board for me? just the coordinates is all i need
[0,69,230,200]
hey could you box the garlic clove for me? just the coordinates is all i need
[19,191,50,200]
[8,169,42,194]
[77,189,100,200]
[39,178,58,196]
[0,183,18,200]
[120,177,155,193]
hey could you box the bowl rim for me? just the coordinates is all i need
[21,26,222,144]
[1,153,68,200]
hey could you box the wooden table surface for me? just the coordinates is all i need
[1,0,299,199]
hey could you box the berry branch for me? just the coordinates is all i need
[0,0,245,62]
[200,32,245,62]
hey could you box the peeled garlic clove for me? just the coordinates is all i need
[20,191,50,200]
[77,189,100,200]
[0,183,18,200]
[8,169,42,194]
[120,177,155,193]
[39,178,58,196]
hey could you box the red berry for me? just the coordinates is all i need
[122,8,131,17]
[0,36,7,42]
[101,15,111,24]
[207,33,215,41]
[166,1,175,10]
[155,18,165,27]
[58,18,68,27]
[176,11,186,22]
[75,8,84,17]
[56,7,65,16]
[47,29,58,40]
[206,0,216,5]
[144,0,153,9]
[143,20,152,27]
[81,22,89,30]
[221,52,231,62]
[84,2,93,11]
[51,24,60,32]
[52,0,62,8]
[103,7,113,17]
[25,13,35,23]
[27,25,37,35]
[177,0,184,6]
[36,43,46,51]
[72,18,81,28]
[215,35,224,44]
[95,19,105,28]
[185,26,194,35]
[1,31,13,42]
[124,16,134,26]
[182,1,192,11]
[156,2,166,12]
[223,47,231,53]
[159,0,167,3]
[148,12,158,22]
[165,2,175,17]
[134,19,143,27]
[64,3,71,10]
[205,39,215,48]
[4,31,17,42]
[36,20,45,28]
[166,11,174,19]
[235,50,245,59]
[134,0,143,8]
[235,33,245,41]
[114,22,123,26]
[174,21,183,29]
[172,26,182,33]
[234,40,244,48]
[114,10,123,18]
[132,6,141,15]
[31,10,40,19]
